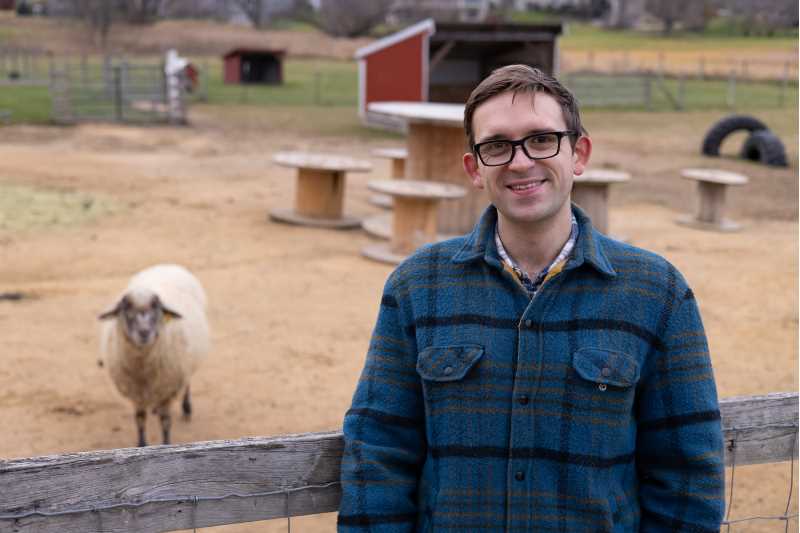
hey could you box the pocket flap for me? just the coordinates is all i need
[417,344,484,382]
[573,348,640,387]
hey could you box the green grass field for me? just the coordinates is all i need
[0,20,796,125]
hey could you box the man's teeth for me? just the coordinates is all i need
[510,180,543,191]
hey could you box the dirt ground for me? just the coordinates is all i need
[0,104,796,532]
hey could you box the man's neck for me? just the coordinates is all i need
[496,207,573,276]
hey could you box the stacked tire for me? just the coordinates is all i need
[701,114,788,167]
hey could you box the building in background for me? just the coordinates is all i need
[356,17,562,128]
[223,48,285,84]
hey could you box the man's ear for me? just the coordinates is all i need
[572,136,592,176]
[463,152,484,189]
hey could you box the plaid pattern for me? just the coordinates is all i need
[495,214,579,295]
[339,204,725,532]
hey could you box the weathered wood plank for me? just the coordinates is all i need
[0,431,344,533]
[719,391,798,466]
[0,393,796,533]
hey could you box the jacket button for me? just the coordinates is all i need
[518,395,529,405]
[601,367,611,377]
[524,319,532,327]
[515,471,525,481]
[443,366,453,376]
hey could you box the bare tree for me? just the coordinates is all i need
[722,0,798,35]
[230,0,298,28]
[645,0,711,34]
[70,0,120,48]
[123,0,165,23]
[318,0,392,37]
[232,0,266,27]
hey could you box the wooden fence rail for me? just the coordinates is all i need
[0,392,796,533]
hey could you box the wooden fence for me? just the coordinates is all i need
[0,392,796,532]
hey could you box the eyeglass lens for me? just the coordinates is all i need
[479,133,560,165]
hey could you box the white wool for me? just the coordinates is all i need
[100,264,210,411]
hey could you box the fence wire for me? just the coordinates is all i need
[721,426,799,532]
[0,480,341,532]
[2,428,798,531]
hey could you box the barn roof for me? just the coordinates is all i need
[432,21,563,42]
[355,19,436,59]
[355,19,562,60]
[223,48,287,59]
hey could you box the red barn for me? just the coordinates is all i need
[356,18,562,129]
[223,48,285,85]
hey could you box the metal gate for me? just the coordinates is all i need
[50,58,186,125]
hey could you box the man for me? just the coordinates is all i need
[338,64,724,532]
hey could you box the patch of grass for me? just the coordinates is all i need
[0,184,119,231]
[0,84,52,123]
[565,73,798,112]
[560,21,798,52]
[195,103,403,141]
[267,18,317,31]
[199,57,357,107]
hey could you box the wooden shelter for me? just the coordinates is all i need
[223,48,285,85]
[356,18,563,128]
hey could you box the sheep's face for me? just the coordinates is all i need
[99,289,182,349]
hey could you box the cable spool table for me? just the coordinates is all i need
[676,168,749,232]
[369,147,408,209]
[572,169,631,236]
[367,102,487,235]
[269,151,372,229]
[362,179,466,265]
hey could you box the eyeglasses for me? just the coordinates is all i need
[473,131,578,167]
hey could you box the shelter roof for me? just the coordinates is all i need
[223,48,287,59]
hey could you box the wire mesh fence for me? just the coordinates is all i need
[49,56,186,125]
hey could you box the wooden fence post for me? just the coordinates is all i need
[779,61,789,107]
[727,69,737,109]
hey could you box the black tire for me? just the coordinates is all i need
[739,130,789,167]
[701,115,769,156]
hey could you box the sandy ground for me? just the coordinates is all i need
[0,108,796,532]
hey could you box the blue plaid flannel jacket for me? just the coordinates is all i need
[339,204,725,532]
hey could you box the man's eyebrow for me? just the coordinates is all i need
[477,129,558,143]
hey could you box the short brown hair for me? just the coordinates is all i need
[463,64,584,150]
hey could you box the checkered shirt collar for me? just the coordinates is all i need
[495,214,579,295]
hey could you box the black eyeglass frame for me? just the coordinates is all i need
[472,130,579,167]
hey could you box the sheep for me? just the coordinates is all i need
[99,264,210,447]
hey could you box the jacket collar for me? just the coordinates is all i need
[452,204,617,279]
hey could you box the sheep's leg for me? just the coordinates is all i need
[135,409,147,447]
[157,404,172,445]
[182,386,192,419]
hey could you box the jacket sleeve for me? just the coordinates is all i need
[636,285,726,532]
[337,276,425,532]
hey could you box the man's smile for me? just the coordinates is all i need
[506,177,547,194]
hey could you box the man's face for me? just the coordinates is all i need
[463,91,591,230]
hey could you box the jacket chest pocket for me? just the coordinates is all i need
[572,347,640,417]
[416,345,484,427]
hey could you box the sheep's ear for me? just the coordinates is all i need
[98,298,124,320]
[161,304,183,321]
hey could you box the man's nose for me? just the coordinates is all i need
[507,145,535,171]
